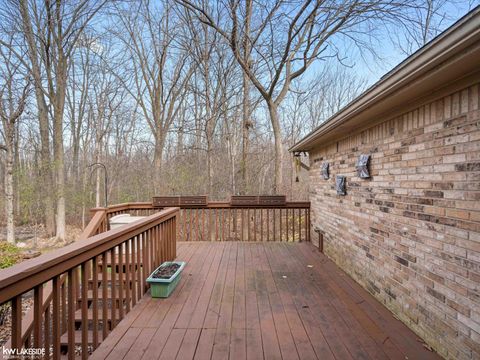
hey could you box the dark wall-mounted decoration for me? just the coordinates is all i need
[336,176,346,196]
[321,162,329,180]
[356,154,371,178]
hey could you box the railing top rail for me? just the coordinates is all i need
[97,200,310,210]
[90,200,310,213]
[0,207,179,304]
[79,209,106,238]
[201,201,310,208]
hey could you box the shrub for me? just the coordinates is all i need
[0,241,21,326]
[0,241,21,269]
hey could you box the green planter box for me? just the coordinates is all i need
[147,261,186,298]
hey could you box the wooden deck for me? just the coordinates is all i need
[90,241,440,360]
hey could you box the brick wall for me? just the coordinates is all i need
[308,83,480,359]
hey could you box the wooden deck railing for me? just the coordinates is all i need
[91,200,311,242]
[0,207,178,359]
[0,197,309,359]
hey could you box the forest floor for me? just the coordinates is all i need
[0,224,83,346]
[0,224,83,251]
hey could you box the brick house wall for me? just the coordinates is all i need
[308,82,480,359]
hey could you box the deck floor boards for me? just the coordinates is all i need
[91,242,441,360]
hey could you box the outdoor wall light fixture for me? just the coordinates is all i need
[356,154,371,178]
[336,175,346,195]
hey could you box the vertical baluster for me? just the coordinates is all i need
[227,209,230,240]
[52,276,61,360]
[161,223,165,262]
[158,224,162,264]
[227,208,230,241]
[131,237,137,307]
[286,209,289,242]
[267,209,270,241]
[231,209,232,240]
[214,209,218,241]
[171,218,175,258]
[118,244,124,320]
[189,210,193,242]
[34,285,43,349]
[152,227,157,269]
[273,209,277,241]
[137,235,142,300]
[182,210,186,241]
[253,209,256,242]
[260,209,264,242]
[219,209,223,241]
[146,231,150,280]
[81,263,88,359]
[293,209,296,242]
[279,209,283,242]
[125,240,131,313]
[149,228,154,268]
[165,221,169,258]
[61,278,67,334]
[166,221,169,259]
[240,209,244,241]
[101,252,108,339]
[141,233,147,292]
[307,208,311,242]
[11,295,22,352]
[196,209,200,242]
[92,256,99,349]
[247,209,250,242]
[300,208,303,241]
[68,269,75,360]
[173,216,177,259]
[169,220,173,259]
[44,305,50,359]
[202,209,205,241]
[189,209,192,241]
[75,266,81,312]
[110,248,117,327]
[225,209,228,241]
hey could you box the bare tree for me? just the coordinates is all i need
[0,43,29,243]
[1,0,108,240]
[393,0,460,55]
[178,0,420,193]
[112,0,195,194]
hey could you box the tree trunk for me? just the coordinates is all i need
[153,135,164,194]
[267,101,283,194]
[241,72,250,195]
[5,142,15,243]
[39,105,56,236]
[240,0,252,195]
[72,135,80,185]
[206,139,213,195]
[54,60,67,242]
[14,124,20,217]
[19,0,55,236]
